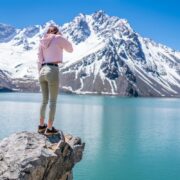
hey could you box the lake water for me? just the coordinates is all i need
[0,93,180,180]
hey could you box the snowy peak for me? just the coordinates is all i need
[91,10,133,37]
[0,11,179,96]
[0,23,17,42]
[61,10,134,45]
[22,25,40,38]
[91,10,109,25]
[0,11,135,48]
[61,13,91,44]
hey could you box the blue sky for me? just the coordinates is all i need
[0,0,179,50]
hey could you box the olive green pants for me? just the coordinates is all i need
[39,65,59,122]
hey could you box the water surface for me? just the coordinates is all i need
[0,93,180,180]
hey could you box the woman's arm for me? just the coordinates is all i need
[57,35,73,53]
[37,45,44,73]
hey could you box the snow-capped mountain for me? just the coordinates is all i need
[0,10,180,96]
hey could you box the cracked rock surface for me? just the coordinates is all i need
[0,131,85,180]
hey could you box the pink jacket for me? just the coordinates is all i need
[37,34,73,72]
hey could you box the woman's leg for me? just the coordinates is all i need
[47,81,59,128]
[47,67,59,128]
[39,79,49,126]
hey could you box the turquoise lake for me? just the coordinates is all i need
[0,93,180,180]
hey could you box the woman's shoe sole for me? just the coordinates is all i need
[38,129,46,134]
[44,132,59,136]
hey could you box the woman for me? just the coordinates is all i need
[37,25,73,135]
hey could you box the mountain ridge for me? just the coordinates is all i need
[0,10,180,96]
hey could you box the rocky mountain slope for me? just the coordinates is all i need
[0,10,180,96]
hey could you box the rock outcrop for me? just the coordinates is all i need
[0,131,85,180]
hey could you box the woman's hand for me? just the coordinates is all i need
[56,31,62,35]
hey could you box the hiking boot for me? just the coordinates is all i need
[45,126,59,136]
[38,123,47,134]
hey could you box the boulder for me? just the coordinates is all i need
[0,131,85,180]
